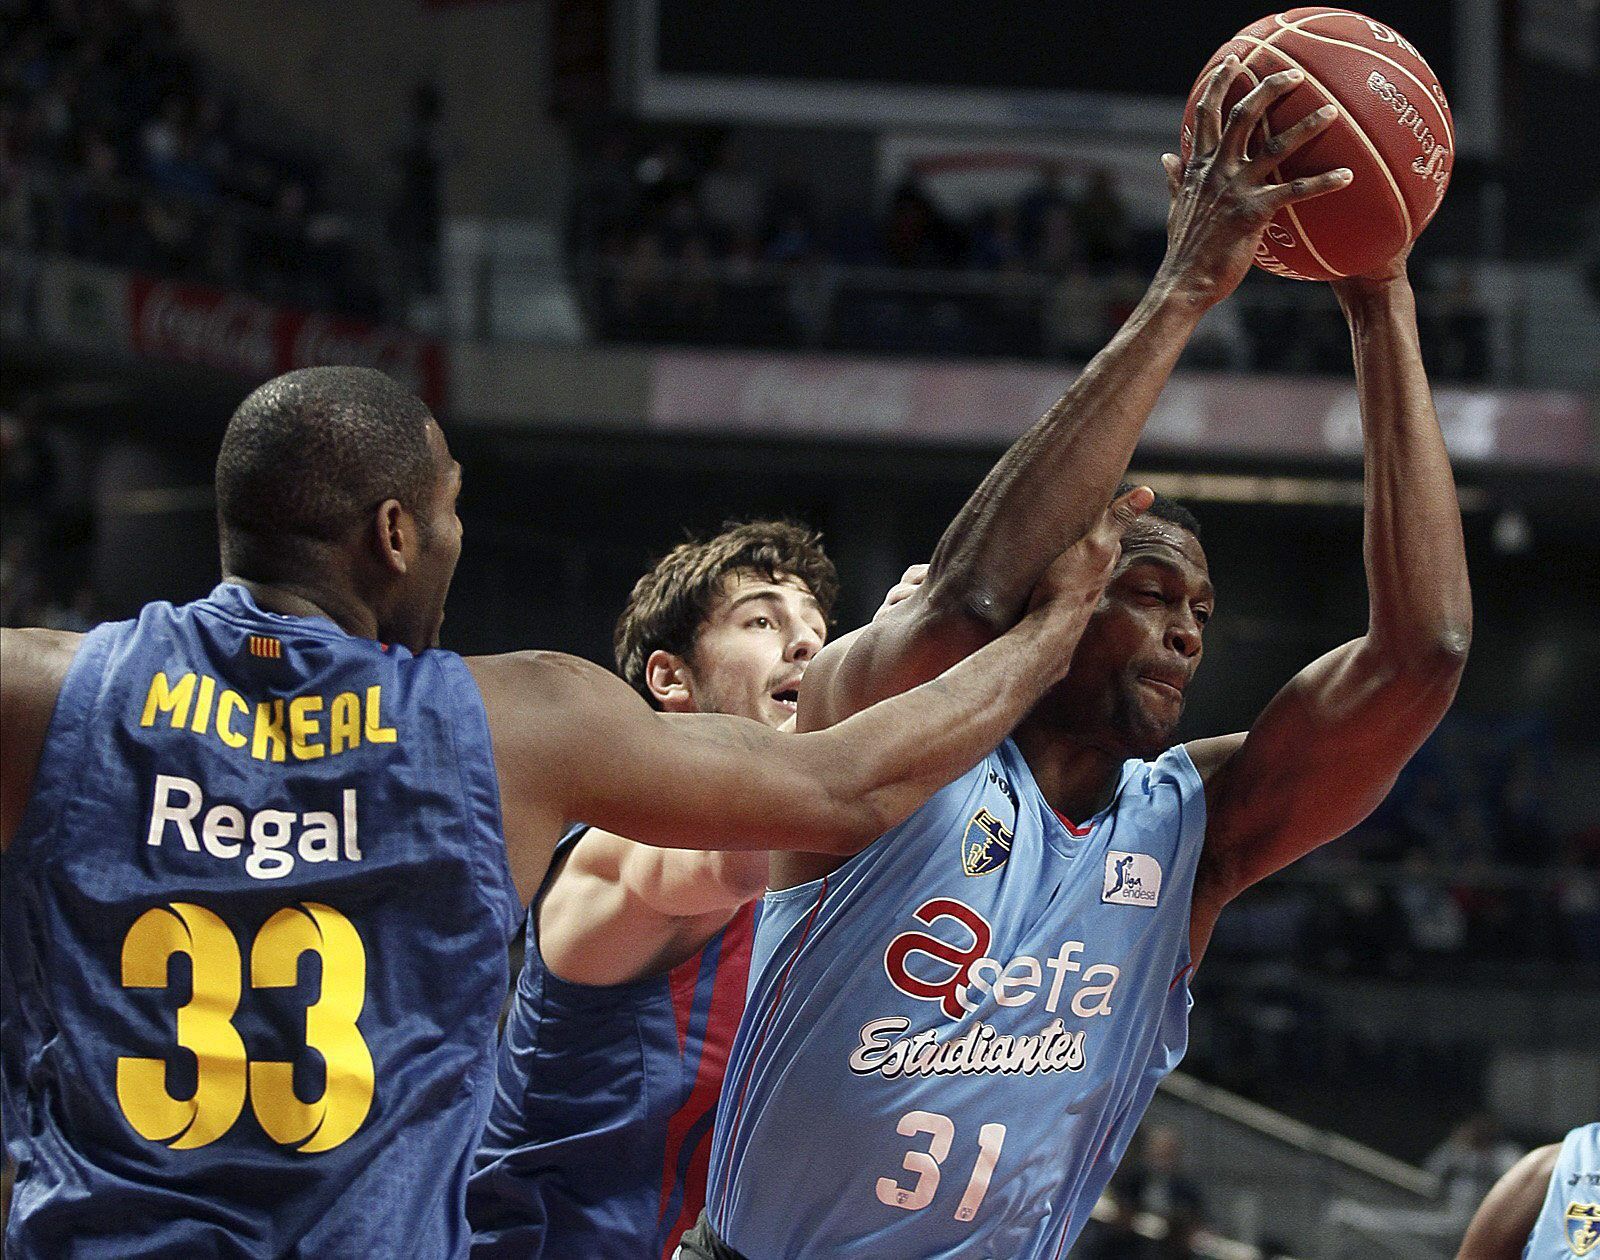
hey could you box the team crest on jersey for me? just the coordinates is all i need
[1102,850,1161,906]
[1568,1202,1600,1255]
[961,808,1013,876]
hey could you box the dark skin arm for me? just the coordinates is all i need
[0,628,83,852]
[471,518,1137,904]
[1455,1143,1558,1260]
[1186,264,1472,961]
[803,60,1350,731]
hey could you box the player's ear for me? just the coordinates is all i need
[644,650,694,711]
[371,499,409,575]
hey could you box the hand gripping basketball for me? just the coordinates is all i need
[1155,57,1351,309]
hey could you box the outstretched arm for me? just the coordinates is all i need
[535,825,772,986]
[479,495,1149,903]
[1455,1143,1558,1260]
[1,628,83,852]
[1187,265,1472,958]
[803,61,1351,730]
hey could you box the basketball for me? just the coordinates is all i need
[1181,8,1454,281]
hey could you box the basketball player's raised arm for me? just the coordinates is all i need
[803,61,1352,729]
[1454,1143,1558,1260]
[0,628,83,852]
[1186,262,1471,955]
[479,503,1141,898]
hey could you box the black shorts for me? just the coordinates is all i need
[673,1212,751,1260]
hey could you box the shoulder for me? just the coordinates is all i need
[464,650,626,732]
[464,648,612,696]
[1,628,89,850]
[550,825,629,887]
[1487,1142,1562,1223]
[1,627,86,708]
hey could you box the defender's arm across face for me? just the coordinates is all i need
[475,530,1137,903]
[0,628,84,852]
[1186,269,1471,961]
[1455,1143,1559,1260]
[801,64,1348,733]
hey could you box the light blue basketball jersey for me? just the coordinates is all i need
[1525,1123,1600,1259]
[706,738,1206,1259]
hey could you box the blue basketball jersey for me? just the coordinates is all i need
[706,738,1205,1259]
[1525,1123,1600,1259]
[469,826,758,1259]
[2,583,521,1258]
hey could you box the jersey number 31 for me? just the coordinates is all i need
[877,1110,1007,1222]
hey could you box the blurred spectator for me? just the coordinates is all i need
[1326,1114,1523,1251]
[1425,1113,1523,1219]
[1077,1182,1160,1260]
[698,135,764,247]
[1121,1127,1207,1225]
[883,176,956,269]
[1074,169,1133,270]
[7,0,371,315]
[0,406,97,631]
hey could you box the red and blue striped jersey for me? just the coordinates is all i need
[469,828,757,1259]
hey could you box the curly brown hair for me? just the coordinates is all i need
[614,519,839,705]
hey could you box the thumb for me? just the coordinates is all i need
[1108,485,1155,534]
[1160,153,1182,200]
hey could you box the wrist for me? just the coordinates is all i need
[1334,272,1415,318]
[1140,270,1213,328]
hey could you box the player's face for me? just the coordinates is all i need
[408,421,464,650]
[1034,520,1212,759]
[670,573,827,728]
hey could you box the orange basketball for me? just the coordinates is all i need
[1181,8,1454,281]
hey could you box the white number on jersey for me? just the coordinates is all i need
[875,1110,1008,1223]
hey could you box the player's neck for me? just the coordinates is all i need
[225,574,380,643]
[1011,723,1124,827]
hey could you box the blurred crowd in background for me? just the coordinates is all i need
[1,0,435,319]
[4,2,1497,376]
[566,126,1492,378]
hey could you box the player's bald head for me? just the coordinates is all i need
[216,366,440,579]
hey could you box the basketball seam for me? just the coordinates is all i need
[1289,17,1455,150]
[1234,44,1345,278]
[1235,33,1414,245]
[1233,60,1341,280]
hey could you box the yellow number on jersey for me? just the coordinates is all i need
[116,903,248,1149]
[115,902,373,1152]
[250,903,374,1151]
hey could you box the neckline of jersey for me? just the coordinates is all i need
[209,581,385,649]
[1004,739,1135,858]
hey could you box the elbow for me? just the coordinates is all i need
[919,577,1014,642]
[1380,623,1471,688]
[1419,619,1472,678]
[1434,623,1472,670]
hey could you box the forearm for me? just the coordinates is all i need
[1344,279,1472,658]
[620,845,770,917]
[926,283,1202,626]
[805,595,1092,840]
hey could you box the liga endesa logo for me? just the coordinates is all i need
[882,897,1122,1021]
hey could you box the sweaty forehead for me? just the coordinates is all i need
[1119,519,1208,575]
